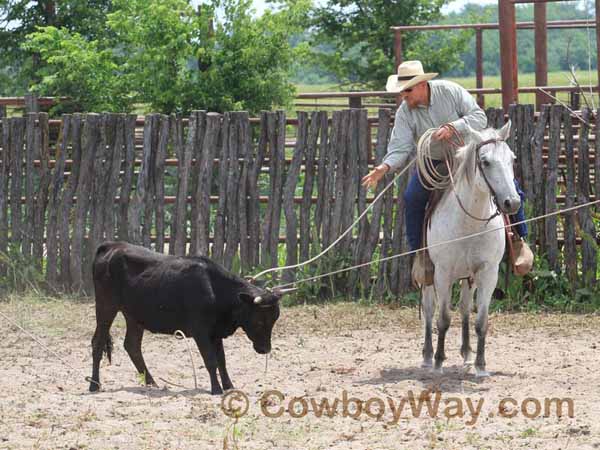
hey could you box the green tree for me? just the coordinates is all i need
[22,0,310,114]
[309,0,470,89]
[0,0,113,92]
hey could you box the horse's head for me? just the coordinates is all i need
[458,121,521,215]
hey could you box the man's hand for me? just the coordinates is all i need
[361,163,390,189]
[433,124,454,142]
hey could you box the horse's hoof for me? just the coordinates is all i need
[433,367,444,375]
[475,368,490,378]
[421,360,433,369]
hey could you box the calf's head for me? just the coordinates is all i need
[238,287,295,354]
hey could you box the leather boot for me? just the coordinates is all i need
[412,251,434,287]
[512,238,533,276]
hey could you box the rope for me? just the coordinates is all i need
[250,157,416,281]
[174,330,198,390]
[0,310,101,389]
[415,125,464,191]
[273,196,600,290]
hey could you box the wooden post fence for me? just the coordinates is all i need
[0,106,598,298]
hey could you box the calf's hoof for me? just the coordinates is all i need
[88,377,101,392]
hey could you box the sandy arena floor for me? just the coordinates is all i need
[1,296,599,450]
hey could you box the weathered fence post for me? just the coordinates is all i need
[31,113,50,271]
[70,113,100,292]
[46,115,71,287]
[189,111,207,256]
[171,114,194,256]
[314,111,329,253]
[260,111,285,270]
[103,114,126,243]
[299,111,320,264]
[0,115,10,276]
[213,113,230,264]
[562,110,578,288]
[9,118,25,252]
[117,115,137,243]
[544,105,562,272]
[577,108,596,287]
[153,114,170,254]
[59,113,83,287]
[224,113,241,269]
[359,108,390,289]
[282,112,308,282]
[193,113,220,257]
[236,112,251,273]
[247,115,266,268]
[530,104,550,253]
[23,113,36,259]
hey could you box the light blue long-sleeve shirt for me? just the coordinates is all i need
[382,79,488,171]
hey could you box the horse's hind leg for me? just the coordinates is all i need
[434,279,453,373]
[474,268,498,377]
[460,280,476,367]
[421,287,436,369]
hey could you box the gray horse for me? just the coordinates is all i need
[423,121,520,377]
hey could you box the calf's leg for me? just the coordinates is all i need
[194,334,222,395]
[215,338,233,391]
[89,304,118,392]
[123,313,157,387]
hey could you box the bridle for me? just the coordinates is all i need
[446,137,503,223]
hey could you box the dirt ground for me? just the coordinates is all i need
[1,295,600,450]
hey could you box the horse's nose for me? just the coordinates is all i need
[503,197,521,215]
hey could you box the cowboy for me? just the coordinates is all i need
[361,60,532,284]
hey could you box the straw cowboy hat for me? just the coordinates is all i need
[386,60,438,93]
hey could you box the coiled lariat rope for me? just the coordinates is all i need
[415,124,464,191]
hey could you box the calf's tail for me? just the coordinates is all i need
[105,333,113,364]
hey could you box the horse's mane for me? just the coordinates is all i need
[454,127,503,186]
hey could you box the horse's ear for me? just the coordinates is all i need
[498,120,512,141]
[464,124,482,144]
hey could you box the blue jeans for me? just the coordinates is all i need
[404,168,528,251]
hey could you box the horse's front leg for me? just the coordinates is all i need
[474,268,498,377]
[421,286,436,369]
[434,277,453,374]
[460,279,476,367]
